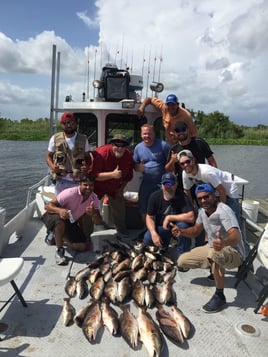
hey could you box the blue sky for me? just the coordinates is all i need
[0,0,267,126]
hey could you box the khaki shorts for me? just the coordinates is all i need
[178,244,242,270]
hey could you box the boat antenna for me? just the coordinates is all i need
[120,34,125,69]
[145,48,151,97]
[141,46,146,98]
[151,55,157,96]
[93,48,97,99]
[55,51,61,127]
[158,47,163,82]
[87,45,90,100]
[49,44,57,137]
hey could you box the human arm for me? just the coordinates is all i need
[145,214,164,247]
[134,161,145,172]
[44,198,70,220]
[215,184,227,203]
[162,210,195,230]
[85,201,102,225]
[170,222,203,239]
[94,165,123,181]
[207,155,217,168]
[213,228,241,251]
[137,97,152,118]
[165,150,177,172]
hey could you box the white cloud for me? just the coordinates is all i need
[0,0,267,126]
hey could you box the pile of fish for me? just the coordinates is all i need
[62,239,192,356]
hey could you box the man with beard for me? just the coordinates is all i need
[42,174,102,265]
[91,134,134,238]
[171,184,245,313]
[45,112,92,194]
[133,124,170,223]
[143,172,195,258]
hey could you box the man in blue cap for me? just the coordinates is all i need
[143,172,195,257]
[137,94,198,145]
[171,183,246,313]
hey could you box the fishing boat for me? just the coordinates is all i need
[0,45,267,356]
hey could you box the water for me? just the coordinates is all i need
[0,140,267,222]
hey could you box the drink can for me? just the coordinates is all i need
[68,210,75,223]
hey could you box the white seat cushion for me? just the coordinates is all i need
[0,258,24,286]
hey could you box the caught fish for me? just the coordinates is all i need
[155,304,184,344]
[103,268,113,283]
[136,306,163,357]
[64,276,77,298]
[101,300,119,335]
[119,305,139,349]
[162,281,176,305]
[110,250,125,263]
[147,270,158,285]
[144,284,155,308]
[77,278,89,299]
[74,301,94,327]
[82,301,102,342]
[132,279,145,306]
[131,267,147,282]
[62,297,76,326]
[131,253,145,271]
[104,277,118,304]
[88,268,101,285]
[117,276,132,303]
[171,305,191,339]
[75,265,92,282]
[112,257,131,275]
[90,275,105,301]
[113,269,131,282]
[162,268,177,283]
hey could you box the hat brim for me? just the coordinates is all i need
[162,181,175,186]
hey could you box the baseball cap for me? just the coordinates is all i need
[165,94,178,104]
[195,183,215,195]
[174,121,187,130]
[161,172,177,186]
[177,149,194,161]
[61,112,76,123]
[109,134,130,147]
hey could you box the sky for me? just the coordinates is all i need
[0,0,267,126]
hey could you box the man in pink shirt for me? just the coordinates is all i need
[42,174,102,265]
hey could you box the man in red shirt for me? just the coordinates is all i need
[91,134,134,238]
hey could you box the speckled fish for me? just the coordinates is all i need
[82,301,102,342]
[101,299,119,335]
[74,301,94,327]
[64,276,77,298]
[112,257,131,275]
[117,276,132,303]
[155,304,184,344]
[144,284,154,308]
[77,278,89,299]
[131,279,145,306]
[89,275,105,301]
[119,304,139,350]
[75,265,92,282]
[162,281,176,305]
[171,305,191,339]
[136,305,163,357]
[113,269,132,282]
[88,268,101,285]
[104,277,118,304]
[62,297,76,326]
[131,253,145,271]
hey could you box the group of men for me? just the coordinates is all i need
[42,94,247,313]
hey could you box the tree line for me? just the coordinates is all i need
[0,112,268,145]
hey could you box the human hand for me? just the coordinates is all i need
[171,151,177,163]
[169,222,181,238]
[136,161,145,172]
[151,232,163,247]
[59,208,69,220]
[112,165,122,179]
[213,232,223,251]
[137,106,145,119]
[162,216,171,230]
[85,201,95,216]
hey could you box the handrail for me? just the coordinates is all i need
[26,174,51,207]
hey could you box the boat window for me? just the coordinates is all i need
[75,113,98,149]
[153,116,165,140]
[105,114,144,150]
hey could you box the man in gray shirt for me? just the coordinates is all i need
[171,183,246,313]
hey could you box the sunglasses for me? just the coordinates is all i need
[62,121,76,125]
[179,159,191,167]
[175,127,187,133]
[197,194,211,202]
[113,142,128,148]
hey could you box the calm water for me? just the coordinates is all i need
[0,140,267,222]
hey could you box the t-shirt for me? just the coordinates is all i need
[147,189,193,226]
[57,186,100,222]
[182,164,238,199]
[196,202,245,259]
[133,139,170,183]
[92,144,134,199]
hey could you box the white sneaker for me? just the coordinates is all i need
[55,247,68,265]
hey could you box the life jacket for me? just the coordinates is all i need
[53,132,87,179]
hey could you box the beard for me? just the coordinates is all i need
[164,189,175,200]
[114,151,124,159]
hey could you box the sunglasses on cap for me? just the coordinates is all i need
[179,159,191,167]
[113,142,128,147]
[174,127,187,133]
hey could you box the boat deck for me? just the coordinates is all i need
[0,204,267,357]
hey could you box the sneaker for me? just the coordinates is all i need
[55,247,68,265]
[177,266,189,272]
[202,293,226,313]
[45,231,56,246]
[207,273,214,280]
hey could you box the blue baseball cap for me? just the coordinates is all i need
[161,172,177,186]
[195,183,215,195]
[165,94,178,104]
